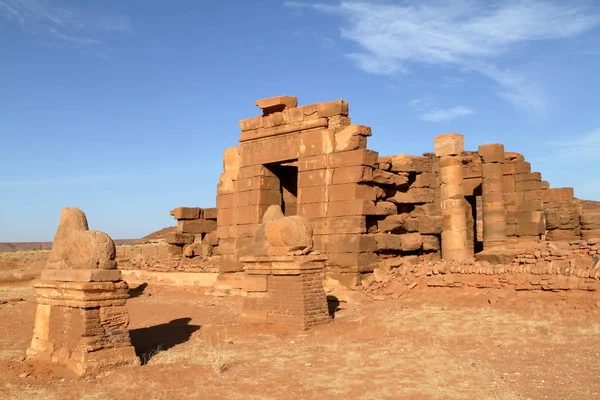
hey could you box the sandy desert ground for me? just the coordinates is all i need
[1,267,600,400]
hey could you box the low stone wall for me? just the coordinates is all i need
[122,270,218,287]
[511,239,599,267]
[363,252,600,300]
[116,243,219,273]
[0,243,221,283]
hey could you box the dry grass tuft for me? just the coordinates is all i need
[141,345,164,365]
[203,329,234,374]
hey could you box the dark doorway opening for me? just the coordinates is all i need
[265,161,298,216]
[465,194,484,253]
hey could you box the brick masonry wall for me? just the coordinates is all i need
[266,272,330,330]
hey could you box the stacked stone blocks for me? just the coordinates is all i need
[166,207,217,257]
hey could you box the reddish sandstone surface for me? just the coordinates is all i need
[1,275,600,399]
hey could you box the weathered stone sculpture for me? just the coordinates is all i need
[26,208,139,376]
[240,205,331,329]
[249,205,314,257]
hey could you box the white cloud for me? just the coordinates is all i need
[0,0,131,47]
[286,0,600,110]
[420,106,475,122]
[409,96,474,122]
[409,96,435,110]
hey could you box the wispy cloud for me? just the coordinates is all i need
[548,128,600,161]
[409,96,436,110]
[420,106,475,122]
[0,0,131,49]
[441,76,465,88]
[409,96,474,122]
[286,0,600,110]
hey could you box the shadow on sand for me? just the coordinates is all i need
[128,282,148,298]
[327,295,341,319]
[129,317,201,364]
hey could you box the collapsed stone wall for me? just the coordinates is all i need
[165,207,218,257]
[579,201,600,240]
[363,154,442,265]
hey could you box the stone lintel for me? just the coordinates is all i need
[40,268,122,282]
[256,96,298,115]
[239,118,328,143]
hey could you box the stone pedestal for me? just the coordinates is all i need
[26,275,139,376]
[239,255,331,330]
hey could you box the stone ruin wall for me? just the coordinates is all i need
[164,207,218,257]
[112,207,220,275]
[133,95,600,290]
[212,95,600,288]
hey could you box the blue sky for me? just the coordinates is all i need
[1,0,600,242]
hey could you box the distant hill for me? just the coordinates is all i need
[579,199,600,210]
[0,242,52,252]
[0,239,137,253]
[135,226,176,243]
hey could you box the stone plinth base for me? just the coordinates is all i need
[239,255,331,330]
[41,268,122,282]
[26,280,140,377]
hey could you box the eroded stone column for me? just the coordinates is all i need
[478,144,507,248]
[435,133,472,261]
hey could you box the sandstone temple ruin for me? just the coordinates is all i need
[144,94,600,318]
[164,96,591,281]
